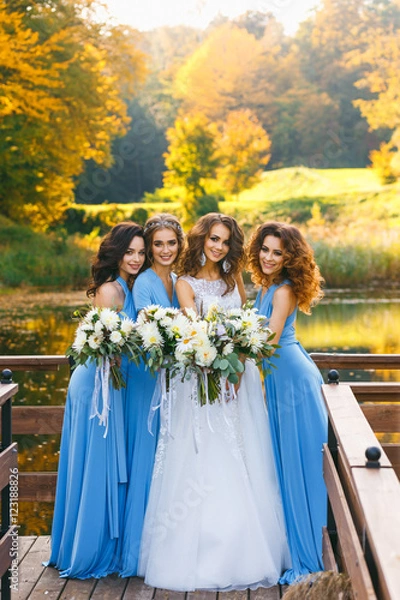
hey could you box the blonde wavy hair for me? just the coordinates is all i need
[246,221,324,314]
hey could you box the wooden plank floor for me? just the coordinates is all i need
[10,537,287,600]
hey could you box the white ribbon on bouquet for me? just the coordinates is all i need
[91,357,111,438]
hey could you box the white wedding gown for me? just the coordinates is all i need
[138,277,291,591]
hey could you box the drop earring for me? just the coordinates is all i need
[222,258,231,273]
[200,251,206,267]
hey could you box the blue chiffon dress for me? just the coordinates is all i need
[47,276,134,579]
[120,268,179,577]
[254,281,328,584]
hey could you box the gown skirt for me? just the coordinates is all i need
[255,282,328,584]
[47,276,132,578]
[138,360,291,591]
[47,361,127,578]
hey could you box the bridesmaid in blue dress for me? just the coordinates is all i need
[120,213,184,577]
[248,221,328,584]
[47,222,147,579]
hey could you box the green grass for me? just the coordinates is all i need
[2,167,399,289]
[0,216,91,290]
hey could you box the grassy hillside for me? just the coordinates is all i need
[1,167,399,289]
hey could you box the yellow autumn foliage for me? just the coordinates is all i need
[0,1,146,229]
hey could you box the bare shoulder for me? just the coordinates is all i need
[176,278,194,295]
[273,284,296,312]
[94,281,125,309]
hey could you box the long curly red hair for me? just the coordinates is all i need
[247,221,324,314]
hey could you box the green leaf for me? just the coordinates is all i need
[219,358,229,370]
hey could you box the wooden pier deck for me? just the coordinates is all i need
[13,537,286,600]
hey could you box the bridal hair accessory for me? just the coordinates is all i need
[144,220,183,234]
[222,258,231,273]
[200,251,206,266]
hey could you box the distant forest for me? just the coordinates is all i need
[76,0,400,204]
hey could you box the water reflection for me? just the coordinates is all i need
[0,290,399,534]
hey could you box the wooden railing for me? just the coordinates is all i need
[322,372,400,599]
[0,354,399,501]
[1,353,400,597]
[0,371,18,600]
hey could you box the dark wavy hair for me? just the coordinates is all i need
[177,213,245,294]
[87,221,148,297]
[143,213,184,265]
[246,221,324,314]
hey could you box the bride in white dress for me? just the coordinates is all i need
[138,213,291,591]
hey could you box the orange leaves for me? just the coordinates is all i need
[174,23,264,121]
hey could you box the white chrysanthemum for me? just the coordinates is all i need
[153,307,168,321]
[240,310,260,331]
[249,332,263,353]
[72,328,87,352]
[193,332,210,349]
[140,322,163,349]
[160,316,173,328]
[120,318,135,335]
[80,321,94,332]
[169,314,191,338]
[146,305,162,316]
[176,336,195,353]
[175,348,189,365]
[195,345,217,367]
[99,308,120,331]
[184,307,198,321]
[88,333,103,350]
[222,342,234,356]
[94,320,105,336]
[84,308,99,323]
[110,330,124,346]
[136,310,147,326]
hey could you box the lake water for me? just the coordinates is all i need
[0,288,399,535]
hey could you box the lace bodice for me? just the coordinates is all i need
[179,275,242,315]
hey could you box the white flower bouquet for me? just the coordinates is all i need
[205,302,277,378]
[66,306,143,436]
[67,307,142,389]
[135,304,277,407]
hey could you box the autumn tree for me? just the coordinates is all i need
[348,20,400,180]
[216,109,271,195]
[173,23,265,121]
[164,112,219,197]
[0,0,146,229]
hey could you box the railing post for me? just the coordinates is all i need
[1,369,14,600]
[326,369,340,560]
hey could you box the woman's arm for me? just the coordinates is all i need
[94,281,124,310]
[176,279,197,312]
[268,284,296,346]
